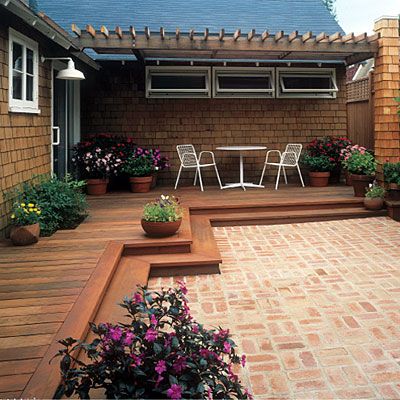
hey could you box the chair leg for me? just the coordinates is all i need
[259,163,267,185]
[197,167,204,191]
[194,169,198,186]
[275,165,282,190]
[214,163,223,189]
[283,166,288,184]
[297,164,305,187]
[174,165,183,190]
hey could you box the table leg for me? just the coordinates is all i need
[239,153,246,191]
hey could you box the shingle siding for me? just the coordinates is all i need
[38,0,344,36]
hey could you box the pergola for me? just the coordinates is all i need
[71,24,379,65]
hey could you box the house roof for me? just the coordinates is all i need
[38,0,344,36]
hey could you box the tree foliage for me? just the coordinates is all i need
[322,0,337,20]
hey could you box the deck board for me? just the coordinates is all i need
[0,184,361,395]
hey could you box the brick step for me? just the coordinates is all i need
[209,207,388,226]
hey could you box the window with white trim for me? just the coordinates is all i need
[8,28,39,113]
[277,68,338,99]
[213,67,274,98]
[145,66,211,98]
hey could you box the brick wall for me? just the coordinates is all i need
[0,21,52,237]
[82,64,347,187]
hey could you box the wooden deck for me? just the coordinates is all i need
[0,185,387,398]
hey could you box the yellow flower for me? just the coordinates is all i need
[21,203,26,207]
[29,208,34,212]
[11,214,15,219]
[28,203,34,208]
[33,208,38,211]
[37,211,41,215]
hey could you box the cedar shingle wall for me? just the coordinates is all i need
[82,64,347,186]
[0,23,52,237]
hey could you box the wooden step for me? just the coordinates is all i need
[209,207,388,226]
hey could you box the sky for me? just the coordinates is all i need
[335,0,399,33]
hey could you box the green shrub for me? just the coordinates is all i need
[302,154,335,172]
[365,183,385,199]
[143,195,183,222]
[345,151,376,176]
[11,174,88,236]
[383,162,400,185]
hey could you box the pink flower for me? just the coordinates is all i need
[173,356,187,373]
[130,354,142,367]
[167,384,182,400]
[223,341,231,353]
[123,331,135,346]
[177,280,188,295]
[108,327,122,341]
[192,324,199,334]
[241,354,246,367]
[145,328,158,342]
[133,293,143,303]
[150,314,157,325]
[155,360,167,375]
[207,387,213,400]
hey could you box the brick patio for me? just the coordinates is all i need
[149,217,400,399]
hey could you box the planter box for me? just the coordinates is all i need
[386,201,400,222]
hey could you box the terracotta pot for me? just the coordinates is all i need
[364,197,384,210]
[309,171,330,187]
[10,223,40,246]
[387,183,400,201]
[86,178,108,195]
[151,173,158,189]
[329,167,341,184]
[141,219,182,237]
[129,176,152,193]
[351,174,375,197]
[344,170,352,186]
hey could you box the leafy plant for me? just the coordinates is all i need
[10,175,88,236]
[345,151,376,176]
[143,195,183,223]
[302,154,335,172]
[383,162,400,185]
[365,182,386,199]
[54,283,251,400]
[307,136,352,167]
[11,202,41,226]
[122,154,153,177]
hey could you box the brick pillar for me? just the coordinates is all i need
[373,16,400,179]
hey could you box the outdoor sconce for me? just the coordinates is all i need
[41,56,85,80]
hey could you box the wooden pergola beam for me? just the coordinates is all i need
[100,25,109,39]
[86,24,96,38]
[247,29,255,41]
[189,29,195,40]
[328,32,342,43]
[144,26,150,40]
[176,28,180,40]
[204,28,209,41]
[233,29,241,41]
[288,30,298,42]
[115,26,123,39]
[341,33,354,43]
[160,27,165,40]
[274,30,284,42]
[315,32,327,42]
[354,32,367,43]
[219,29,225,41]
[261,30,269,42]
[367,32,379,43]
[129,26,136,39]
[301,31,312,42]
[71,23,81,37]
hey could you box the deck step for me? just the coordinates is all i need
[209,207,388,226]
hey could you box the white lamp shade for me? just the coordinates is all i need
[56,59,85,80]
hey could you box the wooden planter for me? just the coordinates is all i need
[86,178,108,195]
[309,171,330,187]
[10,223,40,246]
[344,170,352,186]
[141,219,182,237]
[351,174,374,197]
[387,183,400,201]
[386,201,400,222]
[129,176,153,193]
[364,197,384,210]
[151,173,158,189]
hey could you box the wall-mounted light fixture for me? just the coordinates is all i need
[41,56,85,80]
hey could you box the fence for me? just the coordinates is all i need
[346,74,375,150]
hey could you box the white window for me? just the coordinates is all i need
[277,68,338,99]
[146,66,211,98]
[213,67,274,98]
[8,28,39,113]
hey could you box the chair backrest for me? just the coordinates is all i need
[176,144,198,167]
[285,144,302,161]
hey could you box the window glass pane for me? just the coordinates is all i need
[26,48,34,75]
[13,70,23,99]
[12,42,23,71]
[152,75,206,90]
[282,76,332,90]
[26,75,33,101]
[219,75,271,90]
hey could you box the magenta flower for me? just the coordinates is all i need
[130,354,143,367]
[134,292,143,303]
[108,327,122,341]
[223,341,231,353]
[192,324,199,334]
[241,354,246,367]
[173,356,187,373]
[167,384,182,399]
[150,314,157,325]
[123,331,135,346]
[155,360,167,375]
[145,328,158,342]
[177,280,188,295]
[207,387,213,400]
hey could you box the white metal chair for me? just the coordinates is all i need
[174,144,222,191]
[259,143,305,190]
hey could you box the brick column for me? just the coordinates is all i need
[373,16,400,177]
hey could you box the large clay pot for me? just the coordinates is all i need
[351,174,374,197]
[387,183,400,201]
[364,197,384,210]
[309,171,330,187]
[86,178,108,195]
[129,176,152,193]
[141,219,182,237]
[10,223,40,246]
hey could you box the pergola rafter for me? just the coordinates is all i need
[71,24,379,64]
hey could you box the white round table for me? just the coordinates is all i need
[216,146,267,191]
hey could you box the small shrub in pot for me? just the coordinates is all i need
[10,201,41,245]
[302,154,334,187]
[364,182,385,210]
[383,162,400,201]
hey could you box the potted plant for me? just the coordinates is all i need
[344,151,376,197]
[150,148,170,189]
[122,149,154,193]
[341,145,368,186]
[55,283,251,399]
[72,147,122,195]
[364,182,386,210]
[9,202,41,245]
[302,154,334,187]
[383,162,400,201]
[141,195,183,237]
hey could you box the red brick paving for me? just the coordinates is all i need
[149,217,400,399]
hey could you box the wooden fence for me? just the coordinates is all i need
[346,74,375,149]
